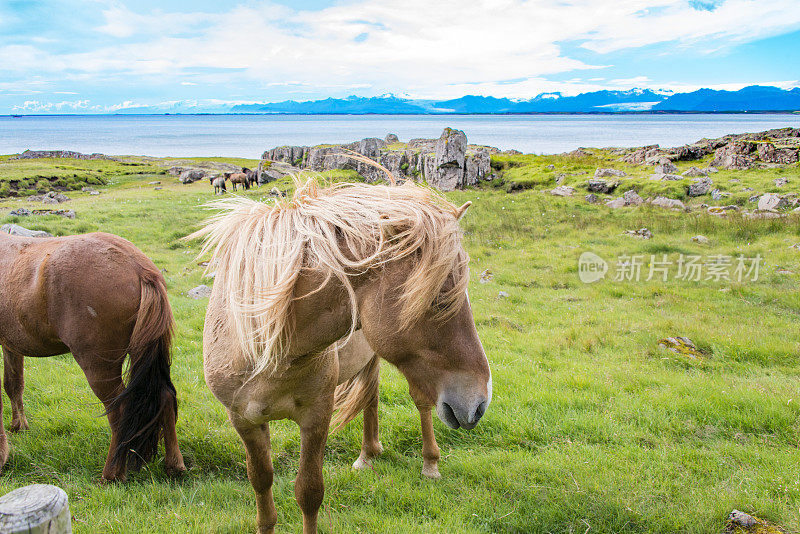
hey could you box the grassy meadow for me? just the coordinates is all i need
[0,153,799,533]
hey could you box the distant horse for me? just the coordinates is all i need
[211,175,227,195]
[242,167,258,188]
[225,171,250,191]
[0,231,186,482]
[190,178,490,533]
[330,330,443,478]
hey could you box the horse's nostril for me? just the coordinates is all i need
[472,400,487,423]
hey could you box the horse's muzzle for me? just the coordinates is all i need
[436,396,488,430]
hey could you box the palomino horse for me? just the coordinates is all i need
[330,330,444,478]
[211,175,227,195]
[225,171,250,191]
[191,178,491,533]
[0,231,186,481]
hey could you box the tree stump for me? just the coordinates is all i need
[0,484,71,533]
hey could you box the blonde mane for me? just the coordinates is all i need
[189,175,469,376]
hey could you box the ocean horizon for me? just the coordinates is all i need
[3,113,800,159]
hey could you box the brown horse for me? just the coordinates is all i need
[242,167,258,188]
[330,330,446,478]
[191,178,490,533]
[225,171,250,191]
[211,175,227,195]
[0,231,186,481]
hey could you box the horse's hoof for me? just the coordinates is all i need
[165,463,187,478]
[10,418,29,433]
[421,465,441,479]
[352,454,373,470]
[99,473,126,484]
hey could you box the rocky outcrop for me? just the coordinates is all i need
[619,128,800,169]
[179,170,206,184]
[262,128,494,191]
[687,178,713,197]
[1,224,52,238]
[11,150,113,161]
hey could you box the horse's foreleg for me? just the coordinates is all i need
[162,398,186,477]
[2,347,28,432]
[75,351,126,482]
[0,346,9,468]
[419,407,441,479]
[353,382,383,470]
[296,423,329,534]
[230,412,276,534]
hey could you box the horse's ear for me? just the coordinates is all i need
[455,201,472,221]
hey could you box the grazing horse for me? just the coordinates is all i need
[242,167,258,188]
[225,171,250,191]
[191,178,491,533]
[330,330,444,478]
[0,231,186,481]
[211,175,227,195]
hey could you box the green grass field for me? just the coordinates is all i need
[0,154,799,533]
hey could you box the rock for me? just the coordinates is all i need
[691,235,709,244]
[545,164,555,170]
[622,189,644,206]
[167,166,184,176]
[188,285,212,299]
[681,166,707,177]
[606,197,626,209]
[497,291,509,298]
[550,185,575,197]
[269,187,284,197]
[27,191,70,204]
[10,208,31,216]
[710,189,730,201]
[650,196,686,210]
[259,169,284,185]
[432,128,467,191]
[385,133,399,144]
[708,205,738,215]
[179,169,205,184]
[1,224,52,238]
[654,161,679,174]
[624,228,652,239]
[12,150,110,161]
[594,168,627,178]
[705,166,718,173]
[584,193,599,203]
[587,179,617,194]
[81,187,97,193]
[658,337,702,358]
[148,181,161,185]
[687,178,713,197]
[774,177,789,187]
[478,270,493,284]
[757,193,790,211]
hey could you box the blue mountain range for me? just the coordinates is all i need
[225,86,800,114]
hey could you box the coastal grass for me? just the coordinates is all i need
[0,155,799,533]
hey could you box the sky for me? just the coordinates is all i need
[1,0,799,113]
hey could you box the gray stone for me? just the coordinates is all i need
[691,235,709,244]
[179,169,205,184]
[594,168,627,178]
[654,161,679,174]
[432,128,467,191]
[757,193,790,211]
[622,189,644,206]
[585,193,599,203]
[188,285,212,299]
[624,228,652,239]
[775,176,789,187]
[687,178,713,197]
[550,185,575,197]
[587,179,617,193]
[710,189,730,201]
[385,133,399,144]
[606,197,626,209]
[498,291,509,298]
[650,173,683,181]
[726,510,758,529]
[0,484,71,534]
[681,166,707,177]
[1,224,52,238]
[650,196,686,210]
[10,208,31,216]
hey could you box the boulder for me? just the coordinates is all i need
[587,179,617,194]
[650,196,686,210]
[681,166,707,177]
[654,161,678,174]
[550,186,575,197]
[774,176,789,187]
[624,228,652,239]
[179,170,205,184]
[188,285,212,299]
[622,189,644,206]
[606,197,626,209]
[1,224,52,238]
[585,193,599,203]
[28,192,69,204]
[757,193,790,211]
[650,173,682,181]
[385,133,399,144]
[594,168,627,178]
[710,189,730,201]
[432,128,467,191]
[691,235,709,244]
[10,208,31,216]
[687,178,713,197]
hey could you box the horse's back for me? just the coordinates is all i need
[0,232,158,356]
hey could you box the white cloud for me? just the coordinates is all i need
[3,0,800,100]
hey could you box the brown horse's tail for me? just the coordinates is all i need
[330,354,380,433]
[108,269,177,471]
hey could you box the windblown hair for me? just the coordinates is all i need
[188,175,469,376]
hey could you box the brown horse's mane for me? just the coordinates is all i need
[188,175,469,376]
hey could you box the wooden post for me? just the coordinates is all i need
[0,484,71,534]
